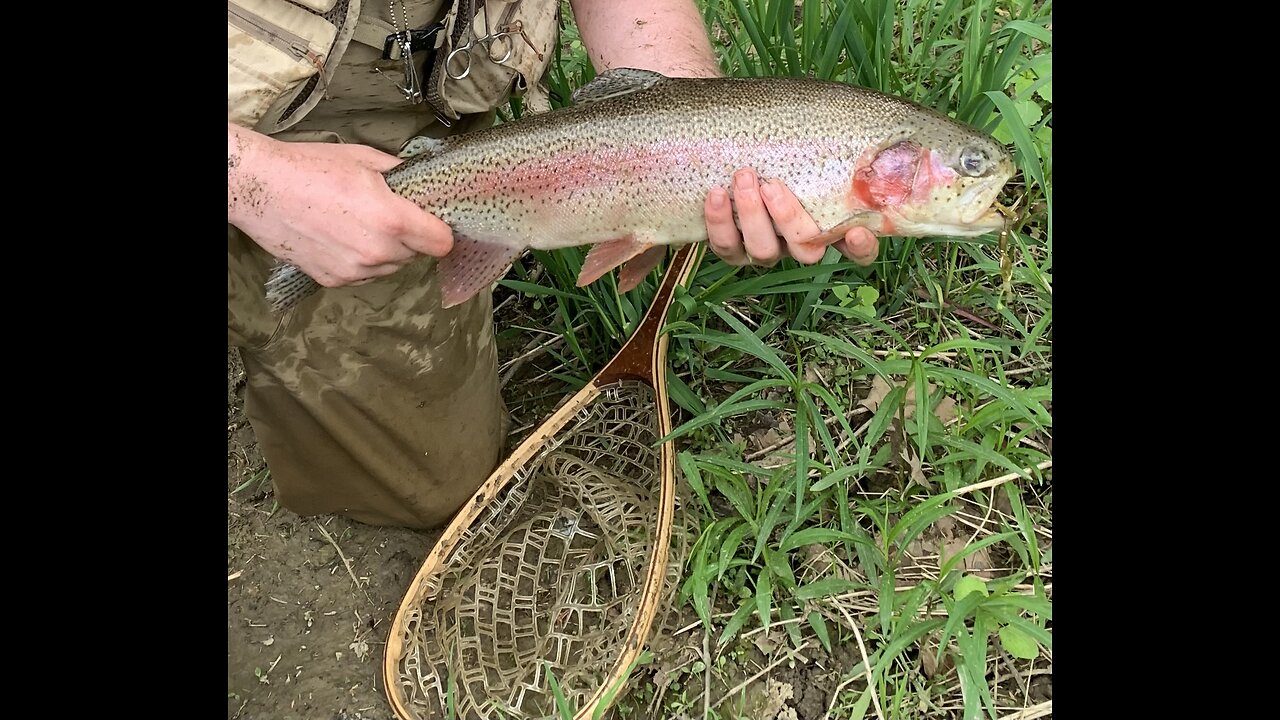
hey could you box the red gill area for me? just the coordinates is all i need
[850,141,958,233]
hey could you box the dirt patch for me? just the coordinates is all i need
[713,640,860,720]
[228,348,439,719]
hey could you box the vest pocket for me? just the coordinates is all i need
[428,0,559,119]
[227,0,342,130]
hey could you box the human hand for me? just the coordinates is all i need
[227,123,453,288]
[704,167,880,268]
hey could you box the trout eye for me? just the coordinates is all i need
[959,147,990,177]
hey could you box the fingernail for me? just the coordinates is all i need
[735,170,755,191]
[709,187,727,209]
[760,179,780,202]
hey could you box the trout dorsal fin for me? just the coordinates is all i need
[571,68,667,105]
[397,135,446,159]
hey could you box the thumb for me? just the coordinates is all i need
[391,197,455,258]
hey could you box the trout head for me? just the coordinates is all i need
[850,121,1014,237]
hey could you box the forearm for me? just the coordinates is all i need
[570,0,721,78]
[228,122,277,225]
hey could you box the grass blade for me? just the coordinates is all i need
[985,89,1046,189]
[756,570,773,633]
[709,305,796,382]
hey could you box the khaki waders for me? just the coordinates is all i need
[228,0,556,528]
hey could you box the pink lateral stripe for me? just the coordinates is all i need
[462,139,845,201]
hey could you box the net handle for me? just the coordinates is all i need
[594,244,701,386]
[570,243,701,720]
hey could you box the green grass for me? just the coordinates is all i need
[500,1,1052,718]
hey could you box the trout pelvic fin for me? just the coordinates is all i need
[571,68,667,105]
[265,262,321,315]
[438,236,521,309]
[577,236,654,288]
[617,245,668,292]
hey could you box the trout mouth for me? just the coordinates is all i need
[958,179,1005,225]
[963,208,1007,234]
[887,177,1008,237]
[887,207,1005,238]
[942,200,1009,235]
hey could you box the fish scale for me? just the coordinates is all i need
[264,68,1013,312]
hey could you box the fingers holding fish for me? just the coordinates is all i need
[704,186,751,266]
[317,222,434,287]
[386,198,456,259]
[758,178,881,267]
[833,227,879,267]
[757,176,827,265]
[231,129,457,296]
[705,168,866,269]
[702,167,789,267]
[313,246,411,288]
[732,168,785,266]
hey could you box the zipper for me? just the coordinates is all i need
[497,0,524,30]
[228,1,325,71]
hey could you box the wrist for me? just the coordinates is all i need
[228,123,279,223]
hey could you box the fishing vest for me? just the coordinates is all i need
[227,0,559,135]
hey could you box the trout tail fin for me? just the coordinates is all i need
[265,262,321,314]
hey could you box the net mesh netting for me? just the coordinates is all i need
[391,380,690,719]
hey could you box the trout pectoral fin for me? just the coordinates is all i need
[617,245,668,292]
[796,213,877,248]
[577,236,653,288]
[438,236,521,308]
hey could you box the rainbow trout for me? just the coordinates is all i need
[266,68,1014,311]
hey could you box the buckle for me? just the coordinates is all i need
[381,22,445,60]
